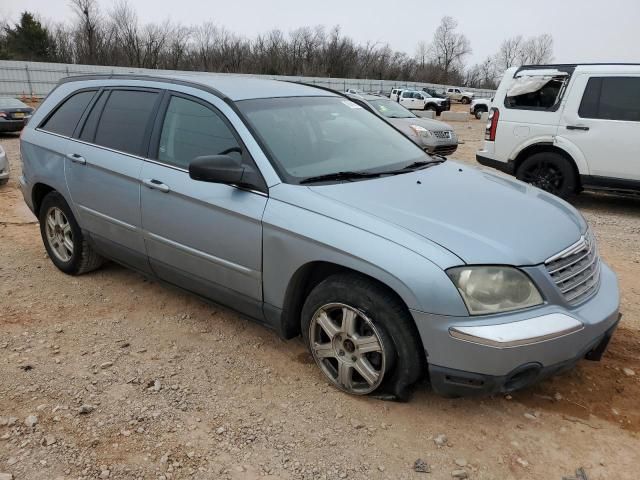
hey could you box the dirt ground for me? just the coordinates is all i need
[1,103,639,480]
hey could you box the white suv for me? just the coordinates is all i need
[477,64,640,198]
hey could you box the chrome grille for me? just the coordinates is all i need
[432,130,452,139]
[545,230,601,305]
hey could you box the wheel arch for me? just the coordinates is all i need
[32,182,56,218]
[277,261,414,340]
[512,142,583,184]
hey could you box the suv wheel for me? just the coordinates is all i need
[39,191,104,275]
[301,273,424,400]
[424,103,437,112]
[516,152,577,199]
[461,97,471,104]
[475,109,485,120]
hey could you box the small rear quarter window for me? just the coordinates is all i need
[41,90,96,137]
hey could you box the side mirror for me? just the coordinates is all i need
[189,155,244,184]
[188,155,266,192]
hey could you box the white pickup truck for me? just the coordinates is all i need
[446,87,475,104]
[470,98,492,119]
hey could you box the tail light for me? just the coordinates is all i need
[485,107,499,141]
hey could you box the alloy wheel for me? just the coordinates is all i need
[45,207,73,262]
[309,303,386,395]
[521,161,564,195]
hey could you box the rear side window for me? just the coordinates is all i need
[158,96,241,169]
[505,76,568,111]
[41,90,95,137]
[93,90,159,156]
[579,77,640,122]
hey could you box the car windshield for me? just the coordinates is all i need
[0,98,28,108]
[369,99,416,119]
[421,92,433,98]
[237,96,428,183]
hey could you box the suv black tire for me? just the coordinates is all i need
[475,108,486,120]
[424,103,437,112]
[461,97,471,104]
[301,272,424,401]
[39,191,104,275]
[516,152,578,199]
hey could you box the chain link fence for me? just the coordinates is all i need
[0,60,496,100]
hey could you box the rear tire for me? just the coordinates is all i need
[461,97,471,104]
[39,191,104,275]
[301,273,424,401]
[516,152,578,199]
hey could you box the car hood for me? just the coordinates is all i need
[306,161,586,266]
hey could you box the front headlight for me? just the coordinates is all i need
[410,125,432,138]
[447,266,543,315]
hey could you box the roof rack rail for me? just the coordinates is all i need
[519,63,640,69]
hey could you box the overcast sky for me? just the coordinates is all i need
[2,0,639,65]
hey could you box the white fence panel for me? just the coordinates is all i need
[0,60,496,99]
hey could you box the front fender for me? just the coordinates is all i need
[262,198,468,318]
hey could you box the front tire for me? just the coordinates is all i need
[461,97,471,104]
[475,109,485,120]
[424,103,437,112]
[516,152,578,199]
[39,191,104,275]
[301,273,424,400]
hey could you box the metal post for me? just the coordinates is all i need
[25,66,33,97]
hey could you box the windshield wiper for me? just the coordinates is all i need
[375,158,447,176]
[299,171,382,184]
[399,158,446,170]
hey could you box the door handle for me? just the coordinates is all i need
[566,125,590,131]
[142,178,171,193]
[66,153,86,165]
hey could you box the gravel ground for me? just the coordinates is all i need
[1,105,639,480]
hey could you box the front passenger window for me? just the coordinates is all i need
[158,96,241,169]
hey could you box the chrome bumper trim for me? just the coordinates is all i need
[449,313,584,348]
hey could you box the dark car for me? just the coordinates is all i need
[0,98,35,132]
[421,88,450,112]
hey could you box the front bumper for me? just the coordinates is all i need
[426,143,458,157]
[429,318,619,396]
[411,262,620,396]
[436,100,450,113]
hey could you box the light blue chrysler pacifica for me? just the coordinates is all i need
[19,74,620,399]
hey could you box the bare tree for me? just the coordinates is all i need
[520,34,554,65]
[415,41,428,69]
[429,16,472,84]
[495,34,554,76]
[17,3,557,90]
[495,35,522,72]
[70,0,101,64]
